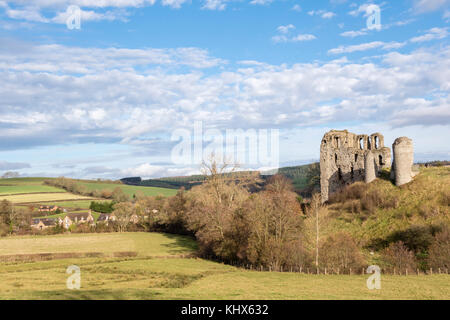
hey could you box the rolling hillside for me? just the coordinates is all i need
[0,177,177,210]
[0,232,447,300]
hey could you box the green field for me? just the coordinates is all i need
[0,185,66,195]
[0,193,95,204]
[0,177,66,195]
[0,233,448,300]
[0,233,196,256]
[77,181,178,197]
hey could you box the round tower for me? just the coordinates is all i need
[392,137,414,186]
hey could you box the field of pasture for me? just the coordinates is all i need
[76,181,178,197]
[0,177,177,209]
[0,193,94,204]
[0,232,448,300]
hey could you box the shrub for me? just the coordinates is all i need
[381,241,417,273]
[319,232,365,271]
[328,182,368,203]
[428,226,450,269]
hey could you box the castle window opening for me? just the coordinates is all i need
[335,154,338,164]
[379,155,383,166]
[375,136,379,149]
[335,137,340,148]
[359,138,364,150]
[351,167,354,179]
[338,168,343,181]
[355,154,358,162]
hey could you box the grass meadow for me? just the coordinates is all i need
[77,181,178,197]
[0,232,448,300]
[0,193,95,204]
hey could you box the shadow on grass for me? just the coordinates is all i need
[25,289,162,300]
[159,233,198,255]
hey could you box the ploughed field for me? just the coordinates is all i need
[0,232,448,300]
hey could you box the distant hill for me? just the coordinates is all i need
[121,163,321,197]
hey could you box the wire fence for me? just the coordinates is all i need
[204,258,449,276]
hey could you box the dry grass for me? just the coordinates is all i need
[0,232,197,257]
[0,232,448,300]
[0,256,448,300]
[327,167,450,246]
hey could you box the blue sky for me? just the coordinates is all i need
[0,0,449,179]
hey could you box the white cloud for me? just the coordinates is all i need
[0,43,225,73]
[308,10,336,19]
[4,0,157,9]
[272,33,316,43]
[51,8,129,23]
[413,0,450,13]
[328,41,405,54]
[340,30,368,37]
[250,0,273,5]
[161,0,189,9]
[292,34,316,41]
[291,4,301,12]
[321,11,336,19]
[121,163,200,179]
[202,0,228,10]
[0,42,449,162]
[410,27,449,42]
[277,24,295,34]
[5,6,49,23]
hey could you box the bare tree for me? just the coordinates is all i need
[112,202,135,232]
[305,193,329,269]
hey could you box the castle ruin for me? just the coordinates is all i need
[320,130,415,202]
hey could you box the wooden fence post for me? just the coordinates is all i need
[349,268,352,275]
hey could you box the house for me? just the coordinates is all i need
[38,205,61,213]
[62,211,94,229]
[97,213,114,225]
[31,218,57,230]
[98,212,139,224]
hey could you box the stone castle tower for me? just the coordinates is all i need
[320,130,416,202]
[320,130,391,202]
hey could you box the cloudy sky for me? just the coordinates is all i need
[0,0,449,179]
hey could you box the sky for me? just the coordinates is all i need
[0,0,449,179]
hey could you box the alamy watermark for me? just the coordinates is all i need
[66,265,81,290]
[66,5,81,30]
[366,265,381,290]
[366,4,381,30]
[171,121,280,173]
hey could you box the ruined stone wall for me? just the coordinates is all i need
[320,130,391,202]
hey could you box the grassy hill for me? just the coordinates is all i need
[325,166,450,266]
[76,181,177,197]
[0,232,447,300]
[0,177,177,210]
[0,177,66,195]
[126,163,320,195]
